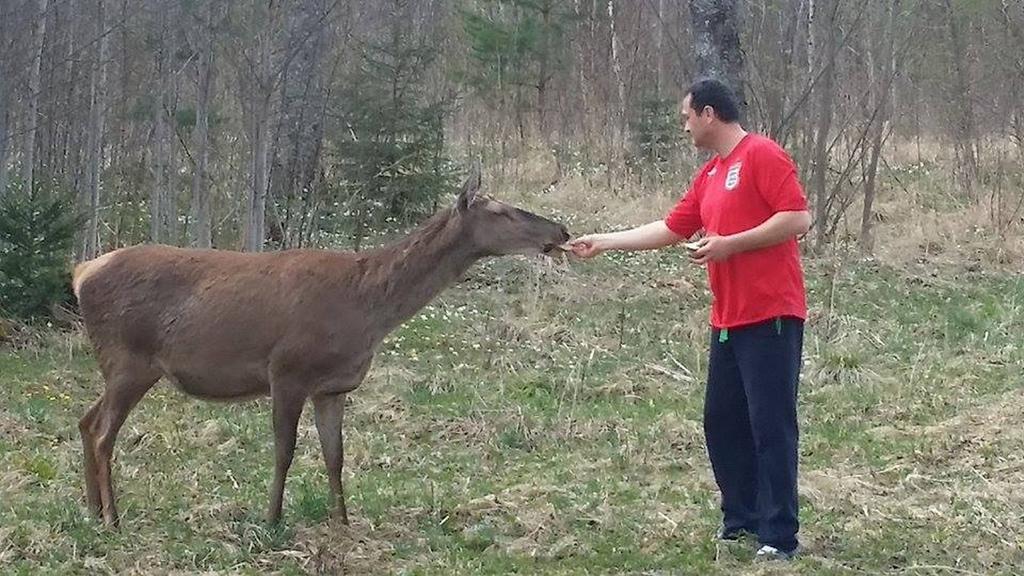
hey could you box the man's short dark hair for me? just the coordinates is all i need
[687,78,741,123]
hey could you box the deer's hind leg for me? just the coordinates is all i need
[79,400,104,515]
[79,354,161,526]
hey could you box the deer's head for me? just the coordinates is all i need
[454,169,570,257]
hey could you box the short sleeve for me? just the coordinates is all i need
[752,140,808,212]
[664,163,711,238]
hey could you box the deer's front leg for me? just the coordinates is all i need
[311,361,370,524]
[313,392,348,524]
[268,389,305,524]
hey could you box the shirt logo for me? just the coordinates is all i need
[725,162,742,190]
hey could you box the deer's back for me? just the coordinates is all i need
[76,246,375,396]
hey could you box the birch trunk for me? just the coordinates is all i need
[23,0,50,196]
[80,0,108,260]
[190,0,215,248]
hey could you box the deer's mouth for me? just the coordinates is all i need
[543,242,570,254]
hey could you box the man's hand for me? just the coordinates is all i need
[689,235,736,264]
[568,234,607,258]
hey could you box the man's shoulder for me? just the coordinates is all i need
[746,133,784,151]
[744,134,795,164]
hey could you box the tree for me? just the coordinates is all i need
[0,3,12,197]
[689,0,746,119]
[226,0,286,252]
[810,0,837,251]
[21,0,49,197]
[859,0,901,253]
[267,0,335,249]
[0,0,1019,264]
[461,0,572,142]
[187,0,218,248]
[79,0,110,261]
[150,0,178,244]
[329,0,456,249]
[0,184,80,320]
[944,0,979,194]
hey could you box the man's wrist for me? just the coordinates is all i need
[723,234,742,256]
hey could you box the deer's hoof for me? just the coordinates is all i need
[330,506,349,525]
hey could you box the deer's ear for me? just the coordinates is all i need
[457,166,482,212]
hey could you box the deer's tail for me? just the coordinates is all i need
[72,251,118,301]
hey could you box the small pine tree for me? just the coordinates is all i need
[459,0,574,132]
[328,28,457,246]
[0,183,81,320]
[629,95,682,169]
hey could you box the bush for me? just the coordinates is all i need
[327,36,457,244]
[629,95,682,170]
[0,186,81,321]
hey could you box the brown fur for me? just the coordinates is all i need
[74,177,569,526]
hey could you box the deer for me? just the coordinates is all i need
[72,170,570,527]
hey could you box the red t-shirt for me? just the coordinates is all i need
[664,133,808,329]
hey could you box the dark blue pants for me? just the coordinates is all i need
[705,317,802,552]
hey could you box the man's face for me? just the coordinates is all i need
[681,94,712,149]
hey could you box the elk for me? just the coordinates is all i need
[73,171,570,526]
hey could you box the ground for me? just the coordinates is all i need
[1,158,1023,574]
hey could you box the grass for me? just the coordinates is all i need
[2,248,1023,575]
[2,155,1024,574]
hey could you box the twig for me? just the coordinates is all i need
[899,565,986,576]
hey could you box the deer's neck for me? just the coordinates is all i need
[361,215,479,336]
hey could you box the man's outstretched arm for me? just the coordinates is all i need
[569,221,685,258]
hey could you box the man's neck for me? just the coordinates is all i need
[711,124,748,158]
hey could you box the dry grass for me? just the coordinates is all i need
[1,147,1023,574]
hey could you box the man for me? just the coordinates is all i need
[569,78,811,561]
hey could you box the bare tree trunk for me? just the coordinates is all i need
[1002,1,1024,156]
[608,0,626,137]
[0,0,10,196]
[689,0,746,120]
[573,0,591,145]
[245,102,271,252]
[0,44,9,198]
[811,0,836,251]
[243,26,273,253]
[798,0,813,163]
[152,1,181,245]
[859,0,899,253]
[267,0,334,250]
[605,0,627,189]
[536,0,560,179]
[61,0,82,187]
[152,3,170,244]
[944,0,979,195]
[656,0,665,95]
[764,1,801,141]
[80,0,108,260]
[537,0,550,133]
[23,0,50,196]
[190,0,215,248]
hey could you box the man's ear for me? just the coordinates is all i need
[457,165,482,212]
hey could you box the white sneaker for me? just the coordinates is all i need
[755,544,800,561]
